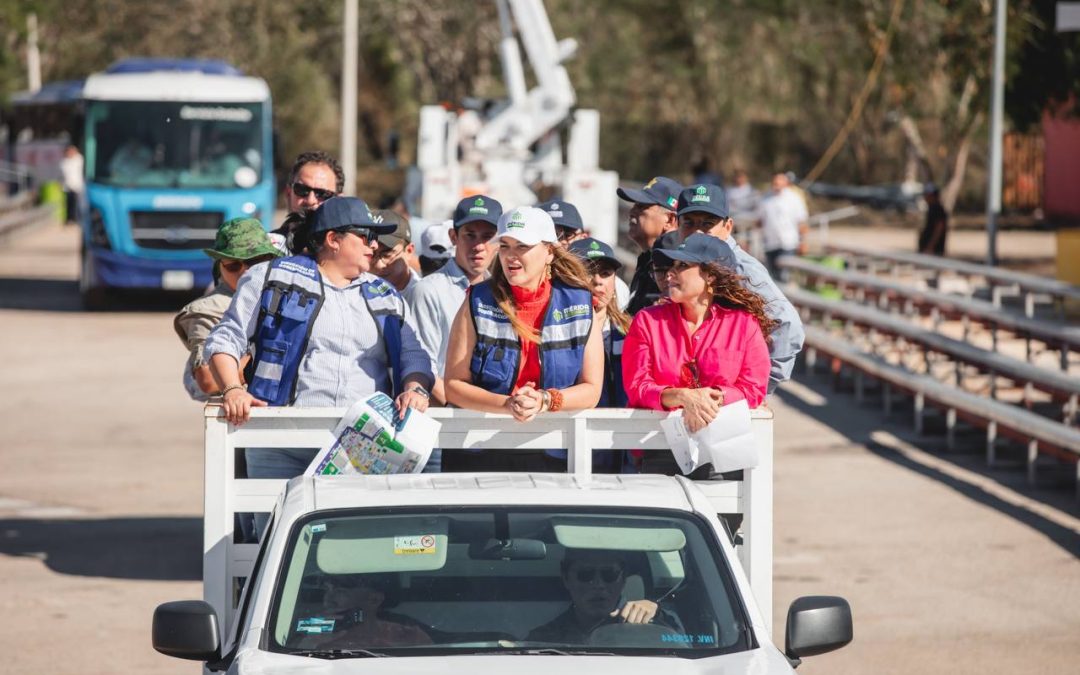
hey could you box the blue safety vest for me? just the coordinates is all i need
[247,255,405,406]
[468,279,593,395]
[601,320,628,408]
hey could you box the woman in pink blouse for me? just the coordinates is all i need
[623,233,776,438]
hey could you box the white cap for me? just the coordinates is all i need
[420,219,454,260]
[493,206,558,246]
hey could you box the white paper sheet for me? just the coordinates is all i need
[659,399,758,475]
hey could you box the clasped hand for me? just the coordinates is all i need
[680,387,724,434]
[506,384,544,422]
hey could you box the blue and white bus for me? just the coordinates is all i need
[79,58,274,306]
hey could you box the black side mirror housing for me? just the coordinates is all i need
[152,600,221,661]
[785,595,853,665]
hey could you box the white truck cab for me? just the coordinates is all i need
[153,408,851,673]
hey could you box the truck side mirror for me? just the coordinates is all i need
[152,600,221,661]
[784,595,852,666]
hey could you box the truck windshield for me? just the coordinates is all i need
[267,508,754,658]
[84,100,265,189]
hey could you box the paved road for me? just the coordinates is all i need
[0,223,1077,674]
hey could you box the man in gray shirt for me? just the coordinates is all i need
[676,183,804,394]
[405,194,502,404]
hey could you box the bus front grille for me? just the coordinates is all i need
[130,211,225,250]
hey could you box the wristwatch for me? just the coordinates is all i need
[405,384,430,399]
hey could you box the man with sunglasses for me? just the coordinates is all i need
[527,549,682,644]
[674,183,804,394]
[174,217,282,401]
[273,152,345,252]
[618,176,682,315]
[371,210,422,294]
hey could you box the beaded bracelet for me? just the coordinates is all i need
[546,388,564,413]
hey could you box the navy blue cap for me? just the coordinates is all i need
[536,199,584,231]
[569,237,622,270]
[649,231,682,263]
[617,176,682,211]
[310,196,393,235]
[677,184,730,218]
[453,195,502,228]
[653,233,734,267]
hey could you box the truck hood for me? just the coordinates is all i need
[233,647,794,675]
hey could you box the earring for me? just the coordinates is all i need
[546,262,552,280]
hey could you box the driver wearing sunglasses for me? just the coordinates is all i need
[526,549,682,644]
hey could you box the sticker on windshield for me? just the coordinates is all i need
[296,617,336,634]
[394,534,437,555]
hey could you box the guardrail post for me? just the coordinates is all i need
[986,421,998,466]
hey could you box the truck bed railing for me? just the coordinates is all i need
[204,406,775,635]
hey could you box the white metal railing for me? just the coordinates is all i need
[203,406,775,632]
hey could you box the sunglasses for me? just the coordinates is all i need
[336,227,376,244]
[573,566,624,584]
[291,182,336,202]
[220,255,274,274]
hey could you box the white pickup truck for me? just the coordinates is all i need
[152,408,852,673]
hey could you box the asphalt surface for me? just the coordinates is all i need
[0,222,1076,674]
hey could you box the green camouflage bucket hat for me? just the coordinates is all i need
[203,218,282,261]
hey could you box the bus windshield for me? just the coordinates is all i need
[85,100,265,189]
[267,508,755,658]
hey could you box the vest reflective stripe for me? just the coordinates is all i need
[468,279,593,396]
[248,256,405,406]
[601,321,628,408]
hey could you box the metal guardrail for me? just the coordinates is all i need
[785,286,1079,424]
[801,325,1080,496]
[825,241,1080,317]
[780,256,1080,370]
[0,197,57,242]
[203,406,776,634]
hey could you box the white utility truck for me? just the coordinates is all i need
[153,407,852,673]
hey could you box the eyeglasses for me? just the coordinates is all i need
[291,182,336,202]
[374,240,405,261]
[573,566,624,584]
[556,226,576,242]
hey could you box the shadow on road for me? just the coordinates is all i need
[0,516,201,581]
[0,276,199,313]
[778,370,1080,559]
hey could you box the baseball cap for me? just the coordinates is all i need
[493,206,558,246]
[203,217,282,261]
[569,237,622,270]
[677,184,730,219]
[649,230,682,266]
[373,209,411,249]
[536,199,584,231]
[421,220,455,260]
[616,176,682,211]
[310,196,394,235]
[653,233,735,267]
[453,194,502,228]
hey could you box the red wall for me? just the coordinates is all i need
[1043,109,1080,224]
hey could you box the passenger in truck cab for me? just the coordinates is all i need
[443,206,604,471]
[205,197,434,534]
[622,233,774,473]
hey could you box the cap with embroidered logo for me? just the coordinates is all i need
[310,196,394,235]
[653,232,736,267]
[536,199,584,231]
[616,176,683,211]
[568,237,622,270]
[676,183,730,219]
[453,194,503,228]
[493,206,558,246]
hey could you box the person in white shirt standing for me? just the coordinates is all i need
[756,172,808,280]
[60,145,84,225]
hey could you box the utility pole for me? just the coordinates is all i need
[27,14,42,93]
[340,0,358,196]
[985,0,1006,266]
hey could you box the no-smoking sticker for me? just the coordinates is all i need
[393,534,438,555]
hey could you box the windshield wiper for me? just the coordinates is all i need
[290,648,388,659]
[498,648,616,656]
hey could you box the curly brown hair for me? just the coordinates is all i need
[490,245,593,344]
[700,261,778,343]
